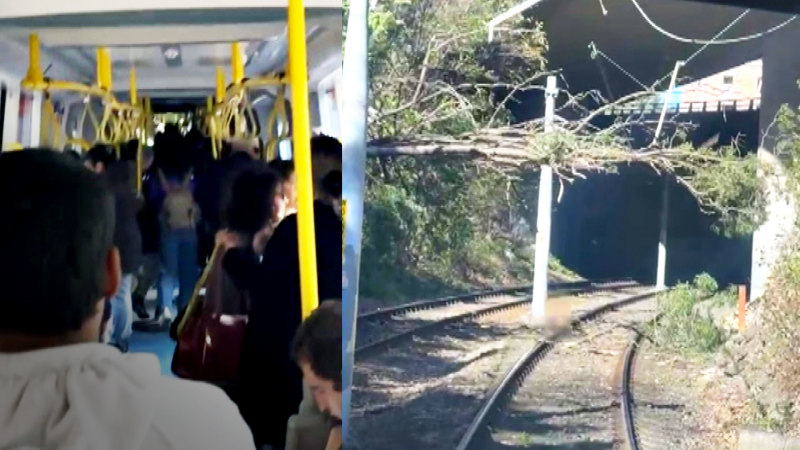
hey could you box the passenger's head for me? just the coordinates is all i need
[321,170,342,218]
[268,158,296,211]
[0,150,120,350]
[224,164,284,235]
[229,138,260,160]
[311,135,342,199]
[292,300,342,419]
[120,140,139,162]
[84,144,117,173]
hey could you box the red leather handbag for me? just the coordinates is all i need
[172,245,249,383]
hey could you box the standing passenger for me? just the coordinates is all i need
[85,145,142,352]
[225,136,343,449]
[132,146,158,320]
[154,165,200,327]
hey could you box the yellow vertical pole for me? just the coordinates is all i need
[231,42,245,84]
[207,96,219,160]
[143,97,151,135]
[96,48,104,88]
[23,34,44,88]
[288,0,319,319]
[136,140,143,195]
[97,48,113,90]
[129,67,138,106]
[215,67,226,103]
[103,48,113,91]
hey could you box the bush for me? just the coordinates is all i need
[359,156,580,301]
[649,273,732,354]
[759,244,800,400]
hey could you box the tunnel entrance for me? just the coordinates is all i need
[550,110,758,287]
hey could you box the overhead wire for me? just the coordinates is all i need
[629,0,797,45]
[654,8,751,88]
[683,9,751,65]
[589,42,650,91]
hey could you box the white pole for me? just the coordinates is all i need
[341,0,369,442]
[30,91,41,148]
[652,60,684,147]
[656,177,669,288]
[487,0,548,43]
[532,76,557,320]
[652,61,682,289]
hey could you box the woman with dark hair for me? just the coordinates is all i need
[217,163,286,256]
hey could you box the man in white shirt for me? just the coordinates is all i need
[0,149,256,450]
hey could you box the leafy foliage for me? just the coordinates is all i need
[365,0,548,138]
[360,156,577,300]
[751,103,800,429]
[649,273,735,354]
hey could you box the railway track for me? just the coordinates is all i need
[455,288,660,450]
[355,279,638,359]
[621,330,645,450]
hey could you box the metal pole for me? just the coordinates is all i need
[231,42,245,85]
[653,60,682,289]
[29,91,42,148]
[341,0,369,441]
[531,76,557,320]
[656,176,669,288]
[288,0,320,319]
[652,60,684,147]
[215,67,226,103]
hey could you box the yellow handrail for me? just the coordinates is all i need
[22,34,148,149]
[265,86,289,161]
[288,0,319,319]
[41,96,66,150]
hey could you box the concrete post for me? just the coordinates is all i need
[653,61,682,290]
[531,76,557,320]
[656,177,669,289]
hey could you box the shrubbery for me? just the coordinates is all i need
[359,156,578,301]
[649,273,736,354]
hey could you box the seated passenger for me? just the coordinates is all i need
[0,150,255,450]
[225,136,343,449]
[291,301,343,450]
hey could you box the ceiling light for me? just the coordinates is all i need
[164,46,180,60]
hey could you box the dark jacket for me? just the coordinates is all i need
[138,167,163,255]
[107,161,143,274]
[225,201,342,448]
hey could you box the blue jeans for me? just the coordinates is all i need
[158,228,199,317]
[110,274,134,347]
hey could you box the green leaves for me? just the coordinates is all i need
[650,273,732,354]
[360,157,549,300]
[367,0,549,138]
